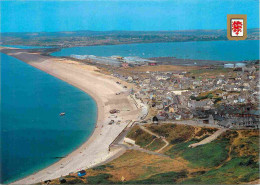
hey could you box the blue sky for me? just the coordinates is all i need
[1,0,259,33]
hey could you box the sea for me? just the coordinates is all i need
[51,40,260,62]
[0,53,97,183]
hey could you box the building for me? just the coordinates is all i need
[224,63,235,68]
[235,63,246,68]
[148,61,157,66]
[121,62,129,68]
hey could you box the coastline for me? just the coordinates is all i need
[0,47,141,184]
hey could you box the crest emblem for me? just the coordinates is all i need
[227,14,247,40]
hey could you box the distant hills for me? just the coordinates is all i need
[1,28,259,48]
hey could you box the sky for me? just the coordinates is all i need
[0,0,259,33]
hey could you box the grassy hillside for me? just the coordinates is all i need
[44,124,259,184]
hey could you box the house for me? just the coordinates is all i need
[218,119,232,128]
[157,113,167,120]
[127,76,133,82]
[188,100,213,109]
[208,114,214,124]
[148,61,157,66]
[238,97,245,103]
[174,114,182,120]
[152,116,159,124]
[156,103,164,110]
[121,62,129,68]
[169,107,175,113]
[156,75,169,81]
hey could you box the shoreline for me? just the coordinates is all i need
[2,37,259,49]
[0,47,141,184]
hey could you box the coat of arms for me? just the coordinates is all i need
[227,14,247,40]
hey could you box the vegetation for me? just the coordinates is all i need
[86,173,112,184]
[182,139,229,168]
[91,164,114,171]
[214,97,222,104]
[181,157,259,184]
[46,125,259,185]
[190,93,213,101]
[145,138,165,151]
[190,90,225,104]
[148,124,176,137]
[127,125,156,147]
[128,171,188,184]
[147,124,196,144]
[65,178,84,184]
[166,141,196,158]
[188,67,232,77]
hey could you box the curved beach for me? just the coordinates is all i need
[0,47,141,184]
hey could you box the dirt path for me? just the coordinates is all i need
[188,128,227,148]
[145,138,157,148]
[138,125,169,153]
[214,131,242,170]
[109,123,169,158]
[114,144,169,157]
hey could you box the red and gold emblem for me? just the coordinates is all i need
[227,14,247,40]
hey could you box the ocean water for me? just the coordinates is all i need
[0,53,97,183]
[51,40,260,61]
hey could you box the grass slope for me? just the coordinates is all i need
[44,125,259,184]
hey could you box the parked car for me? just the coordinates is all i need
[110,109,120,114]
[108,120,115,125]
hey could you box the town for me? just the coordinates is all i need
[75,55,259,130]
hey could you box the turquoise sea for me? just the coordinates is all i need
[0,53,97,183]
[51,40,260,61]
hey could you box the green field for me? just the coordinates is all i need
[182,157,259,184]
[145,138,165,151]
[127,125,156,147]
[175,139,229,168]
[45,126,259,185]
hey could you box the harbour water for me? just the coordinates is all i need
[51,40,260,61]
[1,53,97,183]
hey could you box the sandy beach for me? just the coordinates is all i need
[0,47,142,184]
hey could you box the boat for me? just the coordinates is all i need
[60,112,65,116]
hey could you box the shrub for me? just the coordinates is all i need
[127,171,188,184]
[170,138,185,145]
[214,97,222,104]
[86,173,112,184]
[66,178,84,184]
[92,164,113,171]
[182,157,260,184]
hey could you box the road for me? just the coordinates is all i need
[158,120,222,128]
